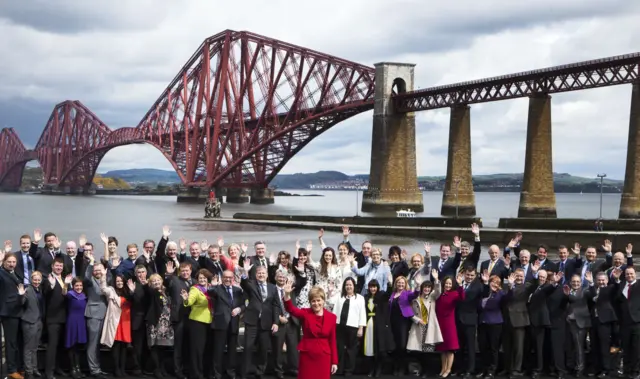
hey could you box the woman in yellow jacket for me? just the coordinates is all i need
[180,268,214,379]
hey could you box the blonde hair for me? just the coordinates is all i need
[148,273,164,290]
[393,275,408,290]
[31,271,43,280]
[410,253,424,264]
[308,286,326,302]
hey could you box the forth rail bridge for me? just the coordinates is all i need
[1,30,640,219]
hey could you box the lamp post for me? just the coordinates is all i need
[597,173,606,219]
[454,179,460,219]
[355,185,359,217]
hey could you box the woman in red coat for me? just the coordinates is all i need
[283,279,338,379]
[435,273,465,378]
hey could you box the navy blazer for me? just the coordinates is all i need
[431,252,462,281]
[480,258,509,281]
[479,287,505,324]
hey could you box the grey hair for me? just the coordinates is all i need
[166,241,178,253]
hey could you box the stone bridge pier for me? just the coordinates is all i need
[620,82,640,218]
[362,62,423,213]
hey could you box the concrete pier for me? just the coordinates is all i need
[518,94,557,218]
[226,188,250,203]
[176,187,209,203]
[620,82,640,218]
[250,187,275,204]
[362,62,423,213]
[441,105,476,216]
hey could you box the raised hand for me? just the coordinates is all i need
[563,285,571,296]
[111,257,120,268]
[424,242,431,255]
[515,232,523,242]
[17,283,25,295]
[217,236,224,247]
[612,267,622,279]
[306,240,313,252]
[531,260,541,273]
[431,268,439,282]
[4,240,12,253]
[180,289,189,301]
[162,225,172,239]
[508,273,516,285]
[33,229,42,243]
[243,261,253,274]
[48,274,56,287]
[471,223,480,236]
[283,278,294,295]
[602,239,612,253]
[78,234,87,247]
[455,272,464,286]
[319,228,324,239]
[100,233,108,245]
[269,253,277,265]
[554,271,563,283]
[200,239,209,251]
[502,256,511,268]
[453,236,461,249]
[627,243,633,255]
[53,237,61,250]
[179,238,186,252]
[85,250,94,262]
[127,279,136,292]
[211,275,220,286]
[481,269,489,282]
[571,242,581,255]
[585,271,593,283]
[166,261,175,275]
[342,225,350,238]
[508,239,517,248]
[295,240,300,251]
[64,274,73,285]
[240,242,248,253]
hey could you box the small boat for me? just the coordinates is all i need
[396,209,416,218]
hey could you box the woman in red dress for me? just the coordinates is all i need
[435,273,465,378]
[283,279,338,379]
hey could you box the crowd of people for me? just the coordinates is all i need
[0,225,639,379]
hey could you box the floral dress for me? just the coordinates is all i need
[296,265,315,309]
[311,263,342,311]
[147,293,174,346]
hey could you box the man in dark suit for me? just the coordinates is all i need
[527,269,558,379]
[64,240,85,278]
[20,271,43,379]
[480,245,509,281]
[272,270,301,379]
[42,258,68,379]
[0,253,25,379]
[164,261,193,379]
[614,267,640,379]
[508,249,537,283]
[342,225,372,293]
[130,265,150,376]
[586,271,618,378]
[240,263,280,379]
[239,241,270,280]
[577,246,606,287]
[555,245,583,285]
[505,238,556,273]
[545,270,569,379]
[455,223,482,273]
[455,267,483,378]
[177,240,203,278]
[208,270,245,379]
[431,243,462,281]
[564,275,591,377]
[29,230,63,277]
[13,234,36,286]
[201,244,227,279]
[503,268,533,379]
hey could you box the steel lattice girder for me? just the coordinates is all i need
[136,29,376,187]
[0,128,31,189]
[35,101,111,187]
[394,52,640,112]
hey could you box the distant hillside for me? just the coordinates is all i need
[271,171,350,188]
[101,169,180,184]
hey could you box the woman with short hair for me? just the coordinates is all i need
[180,268,214,379]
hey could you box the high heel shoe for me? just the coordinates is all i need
[442,371,451,378]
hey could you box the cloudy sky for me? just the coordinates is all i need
[1,0,639,180]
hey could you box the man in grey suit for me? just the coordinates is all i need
[21,271,44,379]
[83,259,109,379]
[565,274,592,377]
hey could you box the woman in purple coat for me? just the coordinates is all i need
[435,273,465,378]
[388,276,420,375]
[477,273,506,378]
[65,276,88,379]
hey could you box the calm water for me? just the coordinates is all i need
[0,191,620,258]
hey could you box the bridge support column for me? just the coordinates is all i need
[619,82,640,218]
[69,186,84,195]
[441,105,476,217]
[518,94,557,218]
[176,187,208,203]
[362,62,423,213]
[226,188,250,203]
[250,187,275,204]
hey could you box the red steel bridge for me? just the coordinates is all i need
[1,29,639,196]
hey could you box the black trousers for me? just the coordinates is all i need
[590,321,613,373]
[173,320,187,375]
[503,325,525,373]
[0,317,20,373]
[566,321,587,372]
[549,324,567,374]
[457,322,477,374]
[530,325,547,372]
[111,341,127,374]
[477,324,501,374]
[240,325,270,378]
[131,325,148,373]
[272,322,299,375]
[45,322,64,377]
[621,322,640,376]
[336,324,358,375]
[212,328,239,379]
[188,320,208,379]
